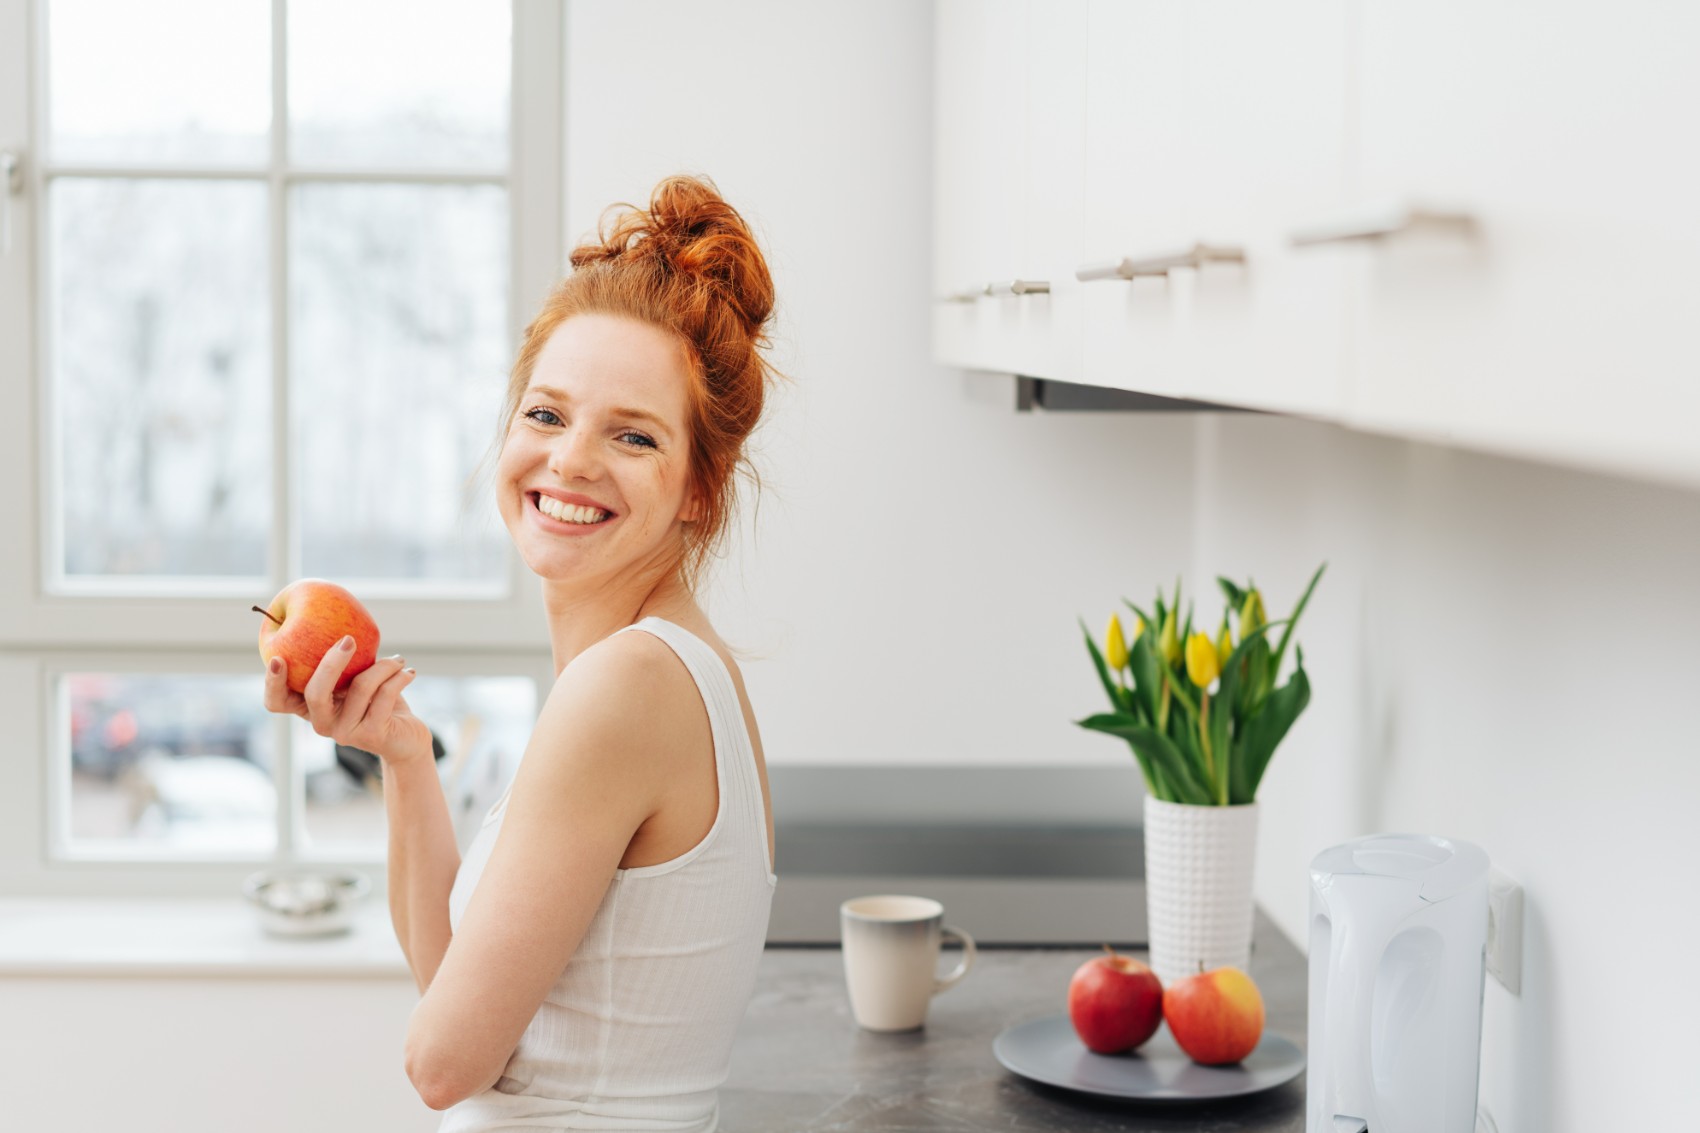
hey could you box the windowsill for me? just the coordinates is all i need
[0,897,413,978]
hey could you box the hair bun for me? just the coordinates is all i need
[574,173,774,339]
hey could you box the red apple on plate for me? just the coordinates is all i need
[253,579,380,694]
[1067,945,1164,1054]
[1162,965,1265,1065]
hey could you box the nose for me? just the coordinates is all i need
[545,419,605,484]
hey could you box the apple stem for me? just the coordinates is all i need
[1102,943,1118,960]
[251,605,282,627]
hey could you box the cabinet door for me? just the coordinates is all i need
[932,0,1025,373]
[1081,2,1348,410]
[1003,0,1087,383]
[1344,1,1700,487]
[1080,1,1192,396]
[1171,1,1350,417]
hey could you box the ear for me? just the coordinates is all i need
[680,488,703,524]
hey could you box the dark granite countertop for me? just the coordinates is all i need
[721,909,1308,1132]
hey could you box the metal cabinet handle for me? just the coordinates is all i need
[1075,242,1245,282]
[1288,203,1475,247]
[985,279,1050,296]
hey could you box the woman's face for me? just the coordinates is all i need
[496,313,699,585]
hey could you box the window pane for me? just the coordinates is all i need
[289,0,510,170]
[65,673,277,853]
[299,673,536,854]
[290,182,509,584]
[48,0,270,166]
[52,178,271,580]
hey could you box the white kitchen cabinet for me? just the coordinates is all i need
[1080,2,1349,413]
[932,0,1023,374]
[1006,0,1087,384]
[1167,2,1350,417]
[1079,1,1192,397]
[934,0,1084,383]
[1332,1,1700,487]
[938,2,1700,491]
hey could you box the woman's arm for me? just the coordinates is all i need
[264,638,448,991]
[402,631,685,1110]
[383,754,462,992]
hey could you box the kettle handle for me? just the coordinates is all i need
[1325,898,1391,1123]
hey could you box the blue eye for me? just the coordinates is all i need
[523,408,656,449]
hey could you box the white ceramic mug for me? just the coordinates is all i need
[839,894,976,1031]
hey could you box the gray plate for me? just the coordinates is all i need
[993,1014,1305,1102]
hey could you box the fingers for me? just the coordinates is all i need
[334,656,409,741]
[358,665,419,745]
[263,656,308,718]
[303,635,359,732]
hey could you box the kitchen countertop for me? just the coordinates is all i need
[720,908,1307,1132]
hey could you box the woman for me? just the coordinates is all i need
[263,173,783,1131]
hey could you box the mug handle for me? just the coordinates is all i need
[932,924,976,995]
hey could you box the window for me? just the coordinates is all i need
[0,0,564,893]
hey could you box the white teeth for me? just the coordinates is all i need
[536,495,608,524]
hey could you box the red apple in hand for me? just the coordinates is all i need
[1162,965,1265,1065]
[1067,945,1164,1054]
[252,579,380,694]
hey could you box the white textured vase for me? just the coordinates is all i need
[1142,796,1259,986]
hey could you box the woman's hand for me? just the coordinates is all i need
[263,635,434,769]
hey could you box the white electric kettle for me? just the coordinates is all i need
[1307,833,1490,1133]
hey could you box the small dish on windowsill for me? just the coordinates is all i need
[241,870,371,938]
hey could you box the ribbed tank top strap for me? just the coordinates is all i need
[617,617,772,877]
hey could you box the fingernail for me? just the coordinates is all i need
[404,668,417,677]
[339,636,354,651]
[268,658,281,674]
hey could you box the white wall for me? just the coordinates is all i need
[562,0,1192,771]
[1192,412,1700,1132]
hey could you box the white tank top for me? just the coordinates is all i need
[439,616,777,1133]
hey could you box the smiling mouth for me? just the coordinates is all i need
[528,492,616,525]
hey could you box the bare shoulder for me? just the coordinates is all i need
[540,629,707,757]
[492,633,701,843]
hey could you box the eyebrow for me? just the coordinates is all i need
[524,385,673,437]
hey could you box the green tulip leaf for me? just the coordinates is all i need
[1240,664,1311,799]
[1078,714,1213,805]
[1217,576,1246,610]
[1128,623,1164,723]
[1235,635,1271,719]
[1209,655,1243,805]
[1270,561,1327,680]
[1074,712,1160,797]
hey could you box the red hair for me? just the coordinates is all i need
[471,173,787,592]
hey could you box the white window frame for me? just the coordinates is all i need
[0,0,564,895]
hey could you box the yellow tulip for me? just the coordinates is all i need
[1159,609,1181,668]
[1216,618,1233,667]
[1186,631,1220,688]
[1239,588,1266,636]
[1132,615,1145,642]
[1105,613,1129,672]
